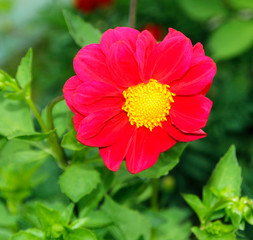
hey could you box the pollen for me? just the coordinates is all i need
[122,79,175,131]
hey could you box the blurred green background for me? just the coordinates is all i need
[1,0,253,238]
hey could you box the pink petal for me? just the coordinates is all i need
[73,81,122,105]
[125,127,161,174]
[170,57,216,95]
[99,124,136,172]
[170,95,212,132]
[152,127,177,152]
[162,118,207,142]
[63,75,83,113]
[73,44,117,88]
[77,112,130,147]
[191,42,206,65]
[72,91,124,115]
[73,113,85,132]
[107,41,141,88]
[136,30,157,82]
[76,108,122,139]
[145,37,193,83]
[163,28,187,41]
[100,27,140,55]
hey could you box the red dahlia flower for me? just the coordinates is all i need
[63,27,216,174]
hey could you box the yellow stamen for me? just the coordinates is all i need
[122,79,175,131]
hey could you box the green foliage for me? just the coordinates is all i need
[228,0,253,10]
[178,0,227,22]
[101,196,151,240]
[59,165,101,202]
[16,48,32,90]
[0,95,34,136]
[137,143,188,179]
[61,129,85,151]
[205,145,242,198]
[7,129,55,141]
[183,146,253,239]
[208,20,253,61]
[151,208,192,240]
[65,228,97,240]
[63,10,102,48]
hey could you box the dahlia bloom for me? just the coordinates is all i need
[63,27,216,174]
[74,0,112,13]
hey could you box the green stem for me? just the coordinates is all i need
[26,97,48,132]
[129,0,137,28]
[46,95,68,169]
[47,95,65,129]
[151,179,159,211]
[26,96,68,169]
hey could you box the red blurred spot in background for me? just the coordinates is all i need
[75,0,113,13]
[142,23,164,41]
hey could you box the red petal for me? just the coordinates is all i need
[125,128,161,174]
[145,37,192,83]
[73,44,117,88]
[163,28,186,41]
[76,108,122,139]
[99,124,136,172]
[162,118,207,142]
[107,41,141,88]
[77,112,130,147]
[100,27,140,55]
[73,81,122,105]
[170,95,212,132]
[63,75,82,113]
[73,113,85,132]
[136,30,157,82]
[72,90,124,115]
[170,57,216,95]
[191,42,206,65]
[152,127,177,152]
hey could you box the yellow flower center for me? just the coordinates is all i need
[122,79,175,131]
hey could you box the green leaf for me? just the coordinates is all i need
[7,130,55,141]
[101,196,151,240]
[59,165,101,202]
[0,95,34,136]
[0,228,13,240]
[228,0,253,10]
[182,194,207,222]
[178,0,227,22]
[63,10,102,47]
[61,203,74,226]
[0,69,18,91]
[0,202,17,228]
[79,167,114,217]
[11,229,44,240]
[205,145,242,198]
[65,228,97,240]
[137,143,188,178]
[152,208,192,240]
[36,203,61,231]
[61,129,85,151]
[71,210,112,229]
[208,19,253,61]
[16,48,33,89]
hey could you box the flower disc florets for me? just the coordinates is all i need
[122,79,175,131]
